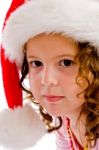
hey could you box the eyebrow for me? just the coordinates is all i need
[27,54,76,60]
[27,55,39,59]
[26,51,42,59]
[55,54,76,58]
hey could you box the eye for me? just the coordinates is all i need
[31,61,43,68]
[59,59,74,67]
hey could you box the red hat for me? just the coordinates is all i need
[1,0,24,109]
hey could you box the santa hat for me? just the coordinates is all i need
[2,0,99,67]
[0,0,46,149]
[1,0,99,149]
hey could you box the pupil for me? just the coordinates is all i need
[35,61,42,66]
[64,60,71,66]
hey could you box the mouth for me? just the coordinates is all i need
[43,95,64,103]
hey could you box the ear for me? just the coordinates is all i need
[0,104,46,149]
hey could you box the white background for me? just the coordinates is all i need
[0,1,56,150]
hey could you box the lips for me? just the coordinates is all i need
[43,95,64,103]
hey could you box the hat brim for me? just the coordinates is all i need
[2,0,99,66]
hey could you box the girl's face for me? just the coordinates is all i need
[26,34,87,117]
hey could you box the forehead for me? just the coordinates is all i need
[26,33,79,56]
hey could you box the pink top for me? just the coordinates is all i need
[55,117,99,150]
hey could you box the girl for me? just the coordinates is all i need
[1,0,99,149]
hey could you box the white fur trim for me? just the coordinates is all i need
[2,0,99,66]
[0,104,46,149]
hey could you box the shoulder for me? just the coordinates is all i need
[92,138,99,150]
[55,117,70,141]
[54,117,73,150]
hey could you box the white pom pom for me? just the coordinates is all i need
[0,104,46,149]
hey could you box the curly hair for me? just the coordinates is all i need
[76,42,99,147]
[20,41,99,147]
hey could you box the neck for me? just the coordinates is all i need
[66,107,84,127]
[65,107,87,147]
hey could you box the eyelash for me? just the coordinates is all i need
[30,59,74,68]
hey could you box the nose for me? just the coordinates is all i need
[41,66,58,87]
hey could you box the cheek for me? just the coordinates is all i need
[59,69,77,89]
[28,71,41,96]
[60,72,85,100]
